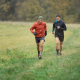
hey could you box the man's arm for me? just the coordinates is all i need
[30,23,37,35]
[59,22,67,30]
[44,24,47,36]
[52,23,55,34]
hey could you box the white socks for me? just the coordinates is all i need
[40,52,42,55]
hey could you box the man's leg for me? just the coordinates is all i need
[39,40,44,58]
[55,37,59,49]
[36,43,40,57]
[60,41,63,55]
[55,37,59,55]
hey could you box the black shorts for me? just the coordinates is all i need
[35,36,45,43]
[55,35,64,42]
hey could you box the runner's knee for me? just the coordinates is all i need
[60,44,62,47]
[56,42,58,45]
[60,42,63,47]
[40,43,43,47]
[37,43,39,47]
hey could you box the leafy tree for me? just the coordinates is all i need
[0,0,80,23]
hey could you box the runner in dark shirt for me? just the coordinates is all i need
[52,14,67,55]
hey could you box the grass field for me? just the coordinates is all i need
[0,21,80,80]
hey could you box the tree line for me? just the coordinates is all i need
[0,0,80,23]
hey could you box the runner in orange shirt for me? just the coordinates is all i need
[30,16,47,59]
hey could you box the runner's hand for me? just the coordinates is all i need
[52,32,54,34]
[57,26,60,29]
[33,32,37,35]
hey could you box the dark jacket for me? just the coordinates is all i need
[52,20,67,36]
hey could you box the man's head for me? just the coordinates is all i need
[38,16,43,23]
[56,14,61,21]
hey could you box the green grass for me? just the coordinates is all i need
[0,22,80,80]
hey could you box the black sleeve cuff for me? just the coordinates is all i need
[45,31,47,36]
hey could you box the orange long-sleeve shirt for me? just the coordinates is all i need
[30,21,47,37]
